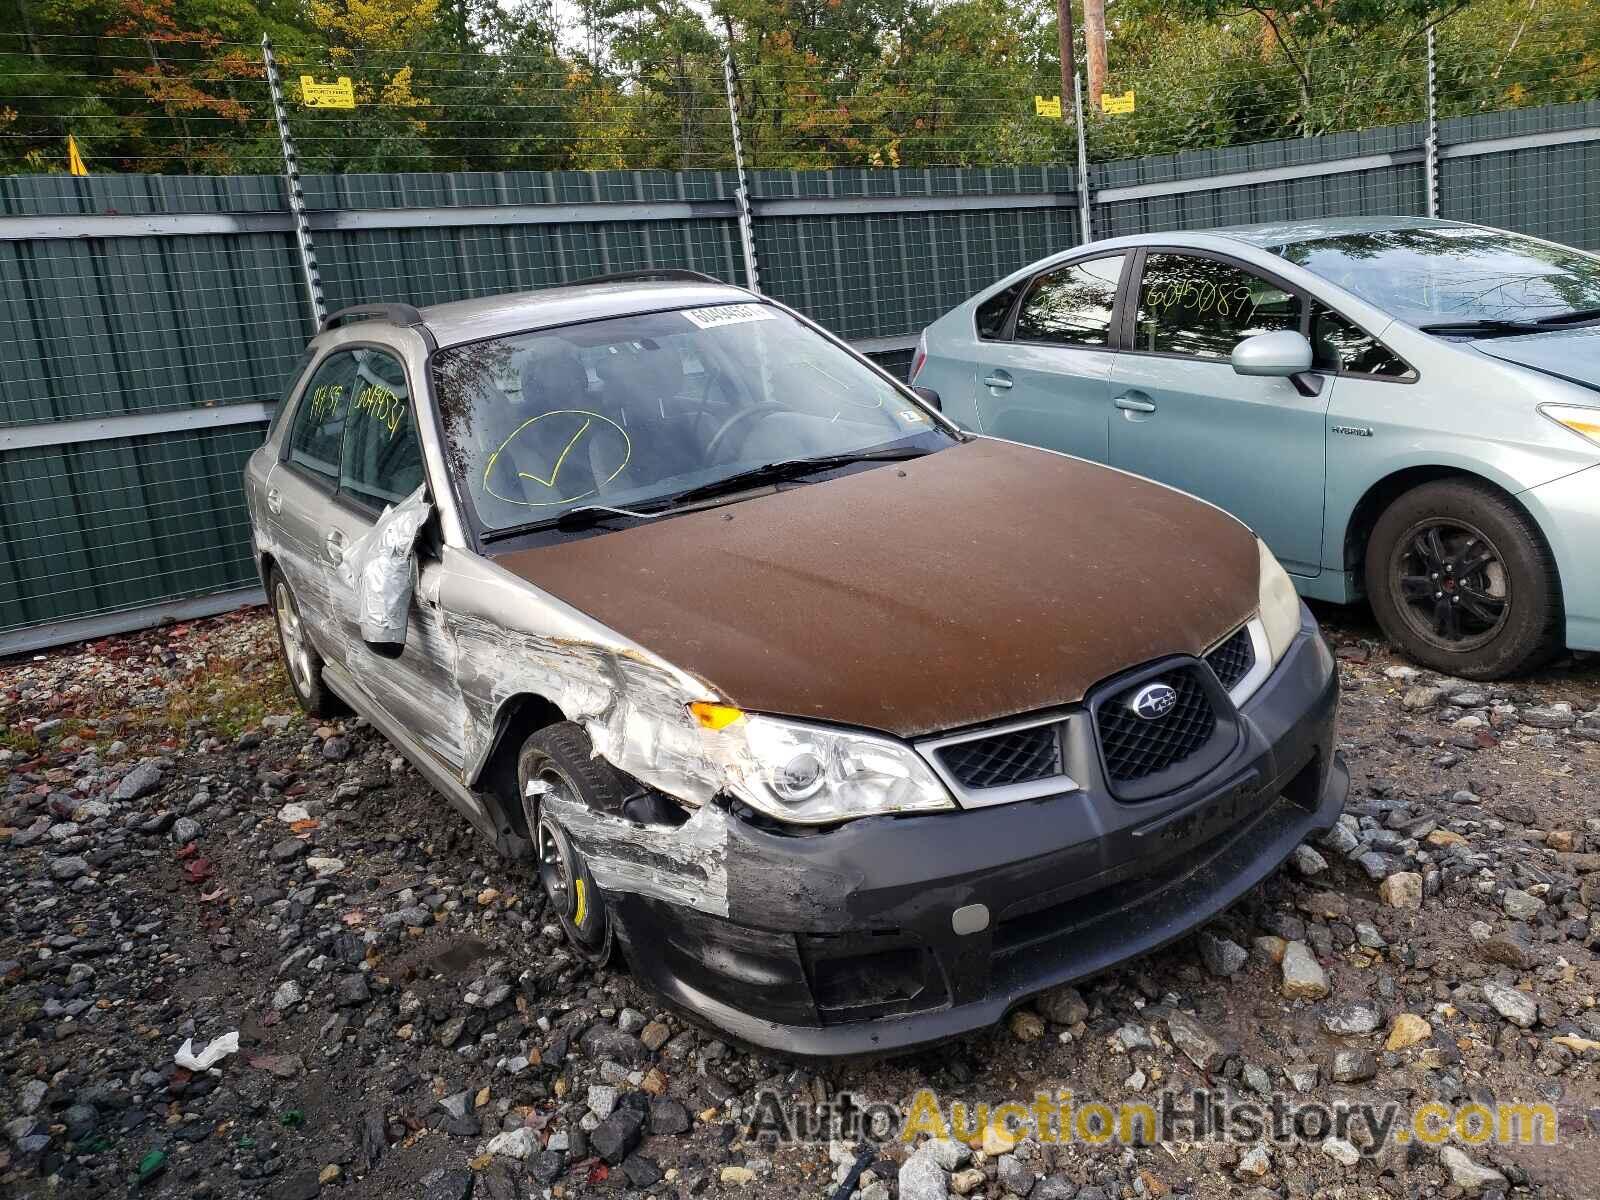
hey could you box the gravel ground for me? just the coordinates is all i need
[4,604,1600,1200]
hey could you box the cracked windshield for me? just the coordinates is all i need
[433,303,952,532]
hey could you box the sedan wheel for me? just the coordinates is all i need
[267,567,340,717]
[1366,479,1562,679]
[1389,518,1510,652]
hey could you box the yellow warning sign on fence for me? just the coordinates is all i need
[1034,95,1062,120]
[1102,89,1136,115]
[300,76,356,109]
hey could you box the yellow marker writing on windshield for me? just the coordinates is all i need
[519,417,591,488]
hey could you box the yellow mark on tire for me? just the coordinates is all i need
[574,878,588,927]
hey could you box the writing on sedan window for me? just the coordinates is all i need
[307,383,346,422]
[1145,277,1256,321]
[353,382,405,439]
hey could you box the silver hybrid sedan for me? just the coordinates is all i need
[913,216,1600,679]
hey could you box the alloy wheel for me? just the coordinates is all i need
[273,580,316,696]
[1389,518,1510,652]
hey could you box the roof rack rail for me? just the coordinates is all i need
[571,268,728,287]
[321,302,437,349]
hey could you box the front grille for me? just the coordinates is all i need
[1096,668,1217,785]
[1205,626,1255,691]
[936,724,1062,790]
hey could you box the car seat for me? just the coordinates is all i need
[593,343,706,490]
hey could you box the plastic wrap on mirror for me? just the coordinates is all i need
[339,485,432,645]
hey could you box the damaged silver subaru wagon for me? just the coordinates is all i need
[244,271,1349,1056]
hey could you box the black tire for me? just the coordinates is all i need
[268,566,341,718]
[1365,479,1562,679]
[517,722,627,965]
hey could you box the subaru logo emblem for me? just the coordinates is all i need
[1130,683,1178,721]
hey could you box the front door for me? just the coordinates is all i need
[971,254,1127,462]
[320,346,464,769]
[1107,251,1331,577]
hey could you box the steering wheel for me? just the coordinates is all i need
[704,405,786,463]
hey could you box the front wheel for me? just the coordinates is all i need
[1365,479,1562,679]
[517,723,623,965]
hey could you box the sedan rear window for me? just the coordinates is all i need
[433,304,952,534]
[1014,256,1125,347]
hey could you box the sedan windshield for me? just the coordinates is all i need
[432,302,951,534]
[1273,226,1600,329]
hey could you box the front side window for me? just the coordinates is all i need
[433,303,954,534]
[1134,253,1300,359]
[1311,306,1416,379]
[1013,255,1126,347]
[340,348,425,509]
[287,351,356,484]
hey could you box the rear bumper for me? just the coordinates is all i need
[610,608,1347,1058]
[1519,463,1600,652]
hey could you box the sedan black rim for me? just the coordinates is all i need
[1390,518,1510,651]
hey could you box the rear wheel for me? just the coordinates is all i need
[269,567,340,717]
[1365,480,1561,679]
[517,722,623,964]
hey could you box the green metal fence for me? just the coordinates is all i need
[2,100,1597,650]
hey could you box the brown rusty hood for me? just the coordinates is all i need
[489,438,1261,738]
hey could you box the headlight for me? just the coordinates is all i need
[1258,538,1301,666]
[1540,403,1600,450]
[690,703,954,824]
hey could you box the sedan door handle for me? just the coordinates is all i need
[1114,394,1157,414]
[983,371,1014,390]
[265,487,282,515]
[324,528,347,565]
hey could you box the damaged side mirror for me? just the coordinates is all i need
[339,486,432,657]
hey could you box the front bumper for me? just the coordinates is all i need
[610,607,1347,1058]
[1519,462,1600,653]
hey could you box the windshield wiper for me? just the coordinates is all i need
[658,447,934,508]
[1417,317,1544,337]
[1535,306,1600,327]
[481,502,662,543]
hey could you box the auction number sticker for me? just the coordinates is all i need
[682,304,776,330]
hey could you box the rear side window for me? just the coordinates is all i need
[1014,255,1126,347]
[340,348,425,510]
[976,281,1025,339]
[287,351,357,484]
[1134,253,1300,359]
[1311,305,1417,380]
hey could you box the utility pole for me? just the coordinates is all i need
[1083,0,1107,112]
[1056,0,1076,117]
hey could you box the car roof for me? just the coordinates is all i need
[323,278,756,351]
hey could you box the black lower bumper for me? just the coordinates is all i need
[612,607,1347,1058]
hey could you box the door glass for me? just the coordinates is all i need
[340,349,425,509]
[1311,305,1417,379]
[1134,254,1300,359]
[976,280,1026,339]
[1014,255,1126,347]
[287,351,357,484]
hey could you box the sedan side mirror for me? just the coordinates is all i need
[1231,330,1321,397]
[911,385,942,412]
[1231,330,1313,378]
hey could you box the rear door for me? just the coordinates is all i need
[274,349,359,653]
[967,254,1128,462]
[1107,250,1331,577]
[321,346,464,768]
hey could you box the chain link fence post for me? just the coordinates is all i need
[722,52,762,294]
[262,34,328,329]
[1424,25,1441,218]
[1073,71,1094,245]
